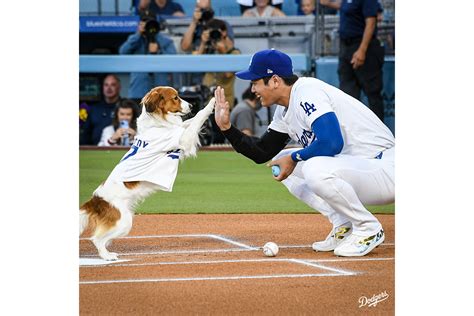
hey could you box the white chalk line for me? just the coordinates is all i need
[306,257,395,263]
[80,243,394,258]
[289,259,356,276]
[80,256,394,268]
[207,234,257,250]
[80,247,255,258]
[80,273,349,285]
[80,233,257,251]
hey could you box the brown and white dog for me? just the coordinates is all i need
[80,86,215,260]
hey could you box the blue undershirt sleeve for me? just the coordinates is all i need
[291,112,344,162]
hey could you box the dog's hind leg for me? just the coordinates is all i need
[92,209,133,261]
[79,210,88,236]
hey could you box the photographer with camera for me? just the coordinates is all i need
[180,0,234,54]
[200,19,240,109]
[119,11,177,99]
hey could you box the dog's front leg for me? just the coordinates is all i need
[179,98,215,156]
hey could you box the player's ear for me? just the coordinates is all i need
[272,75,281,88]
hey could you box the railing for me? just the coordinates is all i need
[79,54,311,73]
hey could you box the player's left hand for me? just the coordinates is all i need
[351,48,366,69]
[268,155,297,181]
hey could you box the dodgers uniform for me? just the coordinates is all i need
[270,77,394,236]
[221,48,394,256]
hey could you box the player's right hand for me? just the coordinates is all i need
[214,86,231,131]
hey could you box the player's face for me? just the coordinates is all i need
[251,78,276,107]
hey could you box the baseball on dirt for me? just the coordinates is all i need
[263,242,279,257]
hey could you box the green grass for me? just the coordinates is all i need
[80,150,395,214]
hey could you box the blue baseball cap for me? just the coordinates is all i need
[236,49,294,81]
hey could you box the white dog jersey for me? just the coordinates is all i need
[269,77,395,158]
[106,124,185,192]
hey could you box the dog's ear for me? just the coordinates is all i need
[141,88,165,117]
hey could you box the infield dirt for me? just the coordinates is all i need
[80,214,394,315]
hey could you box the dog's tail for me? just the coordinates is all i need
[79,210,89,236]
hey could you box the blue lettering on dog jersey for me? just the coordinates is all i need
[120,138,150,162]
[166,149,181,160]
[296,129,315,148]
[300,102,317,116]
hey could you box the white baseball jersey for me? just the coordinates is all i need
[268,77,394,158]
[106,125,185,192]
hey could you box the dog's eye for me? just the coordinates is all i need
[174,96,179,100]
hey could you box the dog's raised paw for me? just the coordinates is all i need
[206,97,216,111]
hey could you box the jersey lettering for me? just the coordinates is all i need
[121,138,149,162]
[300,101,317,116]
[296,129,315,148]
[166,149,181,160]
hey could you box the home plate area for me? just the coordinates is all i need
[78,234,377,285]
[79,215,394,314]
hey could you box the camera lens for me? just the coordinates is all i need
[200,8,214,23]
[145,20,160,35]
[210,29,222,41]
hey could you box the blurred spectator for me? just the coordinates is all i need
[199,19,240,109]
[98,99,139,146]
[237,0,283,14]
[180,0,235,85]
[320,0,385,121]
[296,0,337,15]
[230,84,262,136]
[242,0,286,17]
[81,74,122,145]
[300,0,316,15]
[119,11,177,99]
[137,0,185,16]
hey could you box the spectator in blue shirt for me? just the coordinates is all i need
[119,11,177,99]
[137,0,185,16]
[80,74,122,145]
[320,0,385,121]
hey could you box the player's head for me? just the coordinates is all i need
[236,49,295,81]
[237,49,298,107]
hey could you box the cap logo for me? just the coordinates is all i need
[267,69,273,74]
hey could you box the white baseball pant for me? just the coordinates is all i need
[274,147,395,236]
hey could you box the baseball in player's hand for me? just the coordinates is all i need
[214,86,231,131]
[268,155,297,181]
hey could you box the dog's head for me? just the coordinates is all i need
[140,86,191,119]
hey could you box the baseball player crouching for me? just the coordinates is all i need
[214,49,394,257]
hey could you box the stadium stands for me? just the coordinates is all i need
[80,0,303,17]
[79,0,396,134]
